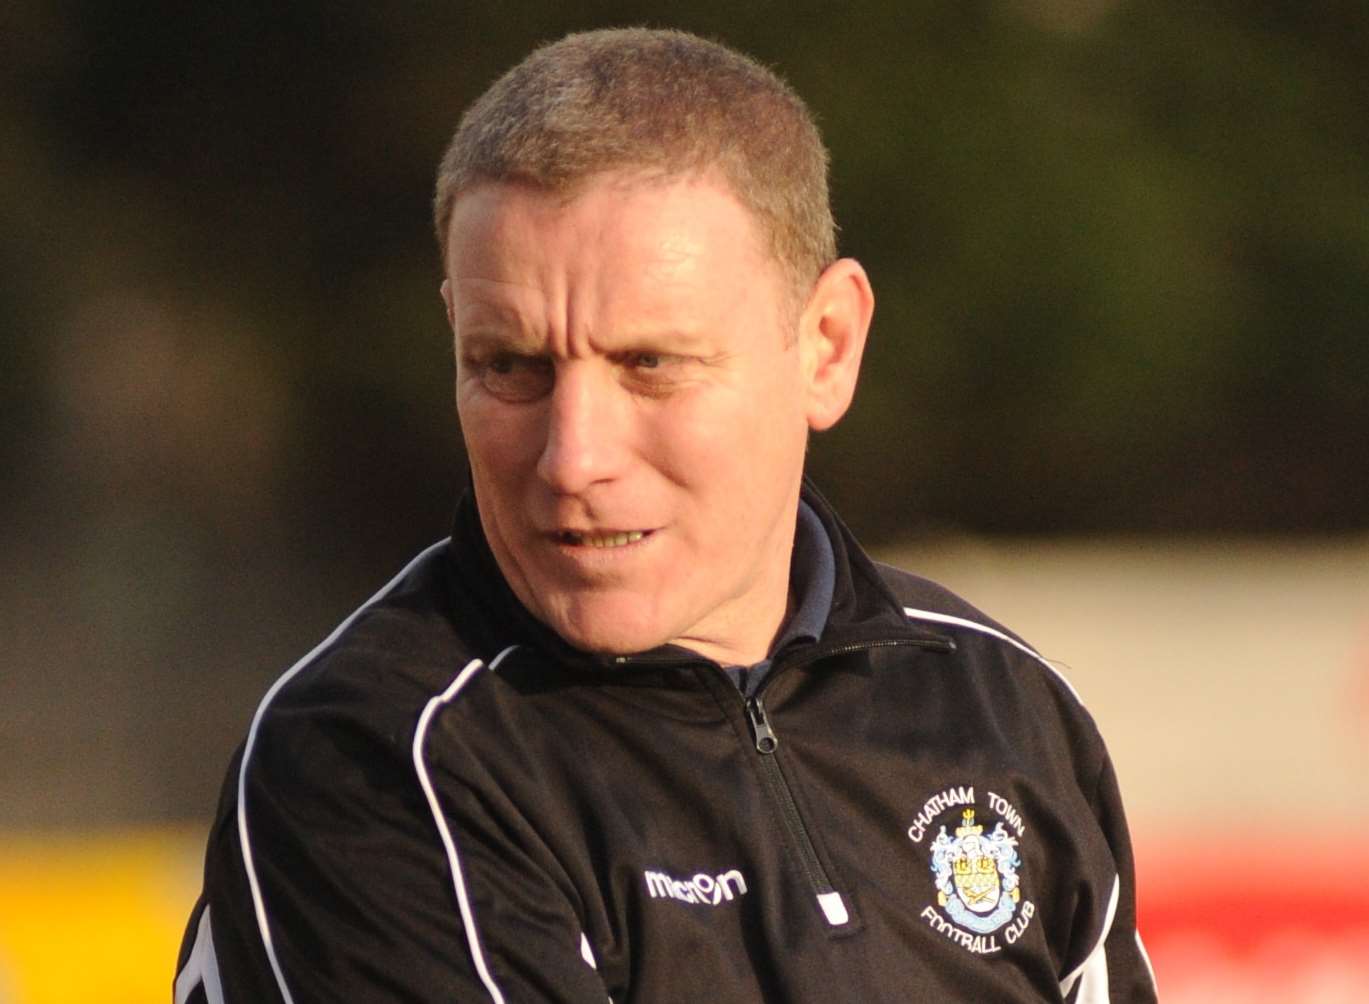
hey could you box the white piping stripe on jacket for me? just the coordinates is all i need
[236,539,450,1004]
[1135,930,1158,995]
[901,607,1085,706]
[413,645,519,1004]
[904,606,1136,999]
[1060,873,1120,1001]
[580,932,598,969]
[174,904,225,1004]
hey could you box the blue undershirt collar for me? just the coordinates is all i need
[723,500,835,697]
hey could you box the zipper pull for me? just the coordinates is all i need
[745,697,779,754]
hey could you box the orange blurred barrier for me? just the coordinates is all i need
[5,825,1369,1001]
[1139,829,1369,1003]
[0,828,202,1004]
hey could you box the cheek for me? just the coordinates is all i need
[654,384,806,500]
[459,402,541,504]
[462,397,531,459]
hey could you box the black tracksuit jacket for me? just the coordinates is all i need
[176,484,1157,1003]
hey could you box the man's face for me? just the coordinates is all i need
[443,173,817,665]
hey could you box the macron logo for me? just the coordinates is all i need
[644,868,748,907]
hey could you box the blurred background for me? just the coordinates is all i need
[2,1,1367,1000]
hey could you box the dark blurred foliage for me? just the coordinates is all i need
[2,1,1366,823]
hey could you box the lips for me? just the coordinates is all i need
[555,529,649,549]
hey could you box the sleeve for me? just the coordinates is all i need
[173,698,610,1004]
[1060,753,1158,1004]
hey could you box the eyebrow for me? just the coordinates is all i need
[454,287,720,359]
[452,293,544,348]
[456,328,546,356]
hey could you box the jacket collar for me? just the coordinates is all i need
[443,476,939,669]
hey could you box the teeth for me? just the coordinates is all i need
[566,530,645,548]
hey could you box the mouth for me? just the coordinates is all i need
[554,529,651,549]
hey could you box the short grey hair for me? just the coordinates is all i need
[434,28,837,297]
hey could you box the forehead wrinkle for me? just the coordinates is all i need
[578,244,719,355]
[452,281,547,352]
[553,206,618,360]
[454,273,543,293]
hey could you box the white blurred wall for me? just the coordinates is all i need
[880,535,1369,830]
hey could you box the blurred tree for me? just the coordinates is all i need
[3,0,1367,823]
[7,0,1367,542]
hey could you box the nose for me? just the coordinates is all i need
[535,363,628,494]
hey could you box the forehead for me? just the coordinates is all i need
[443,173,783,300]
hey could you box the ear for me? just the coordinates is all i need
[798,258,874,431]
[440,278,456,330]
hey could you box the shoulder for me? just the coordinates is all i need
[268,539,481,713]
[869,559,1115,812]
[235,539,495,819]
[210,539,493,896]
[873,560,1027,646]
[195,544,528,1002]
[872,558,1095,722]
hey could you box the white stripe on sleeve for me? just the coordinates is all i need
[412,645,519,1004]
[1059,874,1120,1002]
[174,905,225,1004]
[580,931,598,969]
[236,540,449,1004]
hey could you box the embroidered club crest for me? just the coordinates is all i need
[930,808,1022,934]
[908,786,1036,954]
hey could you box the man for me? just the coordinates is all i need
[176,28,1156,1003]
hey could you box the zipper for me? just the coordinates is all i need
[738,634,952,927]
[745,695,830,887]
[609,631,954,670]
[746,697,779,753]
[745,693,853,927]
[797,635,955,661]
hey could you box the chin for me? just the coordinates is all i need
[555,621,673,658]
[543,597,676,657]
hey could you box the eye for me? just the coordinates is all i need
[618,351,691,394]
[467,352,555,403]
